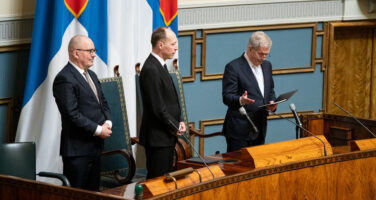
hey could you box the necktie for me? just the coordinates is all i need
[83,70,99,102]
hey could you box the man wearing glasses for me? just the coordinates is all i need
[222,31,277,152]
[53,35,112,191]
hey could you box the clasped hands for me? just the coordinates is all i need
[99,122,112,139]
[240,91,277,111]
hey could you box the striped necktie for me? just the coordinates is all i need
[83,70,99,102]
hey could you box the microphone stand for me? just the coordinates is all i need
[168,120,215,179]
[295,125,299,139]
[270,111,327,156]
[333,102,376,138]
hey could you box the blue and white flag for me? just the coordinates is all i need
[16,0,178,184]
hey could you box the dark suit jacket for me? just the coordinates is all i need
[53,62,111,157]
[222,54,276,141]
[139,54,181,148]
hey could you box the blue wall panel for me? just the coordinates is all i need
[184,75,226,123]
[178,36,192,76]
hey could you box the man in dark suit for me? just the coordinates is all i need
[139,27,186,179]
[53,35,112,191]
[222,31,277,152]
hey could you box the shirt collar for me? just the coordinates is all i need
[151,52,166,67]
[69,61,85,74]
[243,52,260,68]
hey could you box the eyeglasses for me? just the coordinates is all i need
[255,51,271,58]
[251,47,271,58]
[76,48,97,54]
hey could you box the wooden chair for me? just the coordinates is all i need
[99,66,136,188]
[135,60,224,166]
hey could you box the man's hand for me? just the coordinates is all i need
[176,122,186,136]
[99,123,112,139]
[240,90,255,105]
[266,101,277,112]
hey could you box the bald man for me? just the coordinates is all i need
[139,27,186,179]
[53,35,112,191]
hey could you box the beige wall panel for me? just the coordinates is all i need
[0,0,35,18]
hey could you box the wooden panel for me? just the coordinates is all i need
[144,165,224,196]
[326,21,376,120]
[241,135,332,168]
[351,138,376,151]
[308,118,324,135]
[174,153,376,200]
[0,175,125,200]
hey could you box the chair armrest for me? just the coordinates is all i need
[37,172,71,187]
[131,137,139,145]
[189,127,224,138]
[101,149,136,184]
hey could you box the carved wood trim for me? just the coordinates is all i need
[179,30,198,82]
[0,44,30,52]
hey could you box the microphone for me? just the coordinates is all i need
[239,106,259,133]
[289,104,302,127]
[290,103,302,139]
[333,102,376,138]
[168,120,215,179]
[270,110,327,156]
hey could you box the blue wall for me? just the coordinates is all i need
[179,24,324,155]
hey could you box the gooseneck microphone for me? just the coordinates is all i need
[290,103,302,139]
[168,120,215,179]
[270,109,327,156]
[239,106,259,133]
[290,104,302,127]
[333,102,376,138]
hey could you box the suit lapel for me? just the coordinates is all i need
[67,63,100,103]
[240,56,263,97]
[150,55,180,104]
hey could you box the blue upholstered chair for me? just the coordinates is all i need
[135,60,224,165]
[0,142,70,186]
[99,66,136,188]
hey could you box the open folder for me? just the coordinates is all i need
[258,89,297,108]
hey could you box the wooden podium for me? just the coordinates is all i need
[241,135,332,168]
[351,138,376,151]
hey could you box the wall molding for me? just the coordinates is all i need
[0,17,33,46]
[178,0,342,30]
[0,1,343,46]
[179,22,326,82]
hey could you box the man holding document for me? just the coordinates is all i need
[222,31,277,152]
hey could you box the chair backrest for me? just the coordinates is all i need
[0,142,36,180]
[168,68,191,142]
[99,73,132,177]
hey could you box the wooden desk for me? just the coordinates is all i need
[3,141,375,200]
[101,135,376,199]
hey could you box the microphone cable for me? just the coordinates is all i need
[269,110,327,156]
[168,120,215,179]
[333,102,376,138]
